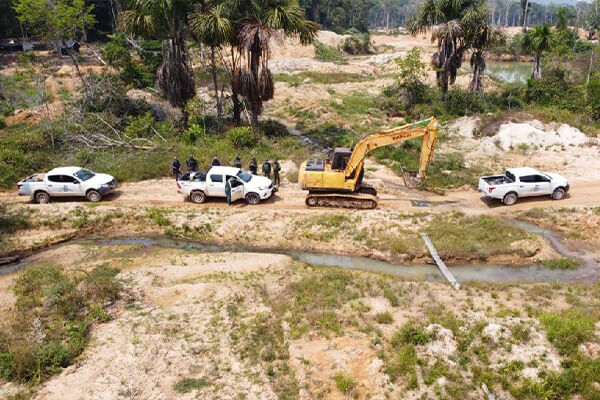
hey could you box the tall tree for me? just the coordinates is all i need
[522,23,552,79]
[229,0,318,128]
[463,6,504,92]
[13,0,96,48]
[189,3,233,121]
[119,0,195,116]
[408,0,486,93]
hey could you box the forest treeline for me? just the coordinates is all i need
[2,0,600,40]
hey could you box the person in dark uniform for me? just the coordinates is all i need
[249,157,258,175]
[225,177,233,207]
[171,156,182,180]
[262,159,272,179]
[233,155,242,169]
[273,159,281,187]
[186,155,198,172]
[211,155,221,166]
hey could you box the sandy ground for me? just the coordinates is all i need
[1,242,596,400]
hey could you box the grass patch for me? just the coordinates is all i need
[334,373,356,394]
[540,311,596,355]
[375,312,394,324]
[542,257,581,270]
[276,71,368,86]
[0,263,121,383]
[173,377,208,393]
[425,214,531,260]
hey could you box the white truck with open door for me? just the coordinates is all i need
[177,166,276,205]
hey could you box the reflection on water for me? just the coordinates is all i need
[460,61,532,84]
[486,61,532,84]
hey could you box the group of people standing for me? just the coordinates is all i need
[171,155,282,186]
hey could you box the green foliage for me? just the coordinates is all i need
[334,373,356,394]
[313,40,348,64]
[375,312,394,324]
[0,70,50,111]
[102,34,132,67]
[173,378,208,393]
[259,119,289,137]
[542,257,581,270]
[227,127,255,148]
[341,31,373,55]
[391,322,434,347]
[13,0,95,42]
[540,311,596,355]
[0,116,5,129]
[395,48,428,86]
[0,263,121,382]
[526,68,583,110]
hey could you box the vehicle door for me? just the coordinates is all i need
[207,173,225,196]
[46,175,79,196]
[532,174,552,195]
[518,175,549,197]
[227,176,245,202]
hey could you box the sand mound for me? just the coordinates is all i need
[490,120,591,151]
[449,116,481,138]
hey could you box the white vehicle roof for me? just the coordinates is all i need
[208,166,241,175]
[506,167,540,176]
[47,166,84,175]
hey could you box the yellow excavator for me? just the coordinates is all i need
[298,117,439,209]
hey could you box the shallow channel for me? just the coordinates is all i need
[3,226,597,284]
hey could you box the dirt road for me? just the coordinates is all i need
[2,171,599,215]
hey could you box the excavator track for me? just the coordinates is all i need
[305,188,378,209]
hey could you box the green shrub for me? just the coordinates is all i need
[542,257,581,270]
[101,34,132,68]
[182,124,204,145]
[334,373,356,394]
[341,31,373,55]
[0,263,121,382]
[313,41,348,64]
[227,127,255,148]
[375,312,394,324]
[0,116,6,129]
[540,311,596,355]
[120,64,154,89]
[260,119,289,137]
[391,322,434,348]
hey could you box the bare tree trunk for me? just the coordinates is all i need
[532,54,542,79]
[210,46,222,120]
[586,47,595,101]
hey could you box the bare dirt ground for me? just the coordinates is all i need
[1,242,598,400]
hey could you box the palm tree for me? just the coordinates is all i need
[228,0,318,129]
[119,0,195,116]
[408,0,486,93]
[463,6,505,92]
[189,4,233,121]
[522,23,552,79]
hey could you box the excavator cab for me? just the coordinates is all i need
[329,148,353,171]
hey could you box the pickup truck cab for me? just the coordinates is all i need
[177,166,276,205]
[478,167,569,206]
[18,167,117,204]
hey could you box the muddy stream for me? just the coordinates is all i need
[2,220,598,284]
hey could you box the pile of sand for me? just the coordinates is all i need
[489,120,591,151]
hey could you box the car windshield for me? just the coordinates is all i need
[542,173,552,181]
[74,168,95,181]
[237,170,252,183]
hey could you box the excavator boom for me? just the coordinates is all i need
[344,117,439,179]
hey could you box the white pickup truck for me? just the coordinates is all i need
[177,166,276,205]
[478,167,569,205]
[18,167,118,204]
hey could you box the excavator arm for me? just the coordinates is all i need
[343,117,439,179]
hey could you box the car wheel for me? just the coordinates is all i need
[552,187,566,200]
[35,191,50,204]
[191,191,206,204]
[246,192,261,205]
[503,192,518,206]
[86,190,102,203]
